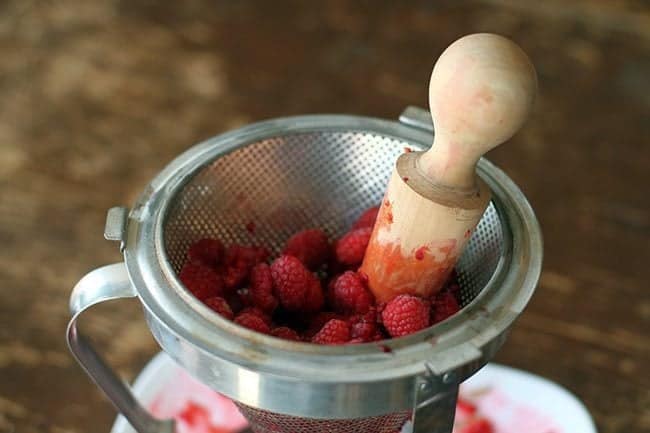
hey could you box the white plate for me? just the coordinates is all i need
[111,352,597,433]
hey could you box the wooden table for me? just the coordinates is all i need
[1,1,648,432]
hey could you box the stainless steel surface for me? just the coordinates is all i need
[399,106,435,132]
[66,264,175,433]
[68,109,542,433]
[105,206,130,251]
[411,373,458,433]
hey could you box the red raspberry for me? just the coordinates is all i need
[381,295,430,338]
[334,227,372,267]
[304,311,342,338]
[203,296,234,320]
[187,238,224,267]
[270,255,312,311]
[271,327,301,341]
[330,271,374,314]
[223,245,270,290]
[432,290,461,324]
[179,263,224,300]
[234,312,271,334]
[348,307,379,341]
[348,306,377,324]
[326,273,341,297]
[225,245,270,268]
[458,418,494,433]
[223,266,249,291]
[303,278,325,312]
[249,263,278,313]
[352,206,380,230]
[238,306,273,326]
[348,337,365,344]
[311,319,351,344]
[283,229,331,270]
[350,321,376,341]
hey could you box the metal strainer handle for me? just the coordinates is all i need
[66,263,175,433]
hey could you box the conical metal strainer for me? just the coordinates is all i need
[67,107,542,433]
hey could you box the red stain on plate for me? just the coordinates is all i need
[149,370,248,433]
[178,402,231,433]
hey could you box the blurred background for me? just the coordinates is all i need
[0,1,648,432]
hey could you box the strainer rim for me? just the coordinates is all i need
[121,113,541,415]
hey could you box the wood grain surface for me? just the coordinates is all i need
[0,1,648,432]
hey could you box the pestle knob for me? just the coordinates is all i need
[360,33,537,303]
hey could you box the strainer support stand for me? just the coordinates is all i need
[66,263,174,433]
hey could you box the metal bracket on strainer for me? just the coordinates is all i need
[66,107,542,433]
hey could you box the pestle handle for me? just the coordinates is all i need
[418,33,537,190]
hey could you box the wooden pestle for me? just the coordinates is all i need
[360,33,537,303]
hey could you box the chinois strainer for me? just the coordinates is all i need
[67,108,542,433]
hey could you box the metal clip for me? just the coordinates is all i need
[411,363,459,433]
[104,206,129,252]
[410,343,484,433]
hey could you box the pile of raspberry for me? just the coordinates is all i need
[178,206,461,345]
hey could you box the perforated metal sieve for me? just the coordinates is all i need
[67,107,542,433]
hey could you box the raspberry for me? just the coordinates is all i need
[348,307,379,341]
[270,255,312,311]
[238,306,273,326]
[330,271,374,314]
[305,311,342,338]
[432,290,461,324]
[303,278,324,312]
[334,227,372,267]
[234,312,271,334]
[381,295,430,338]
[223,245,270,290]
[187,238,224,267]
[179,263,224,300]
[458,418,494,433]
[350,321,376,341]
[352,206,380,230]
[249,263,278,313]
[203,296,234,320]
[225,245,270,268]
[223,265,249,291]
[348,306,377,324]
[271,326,301,341]
[311,319,351,344]
[348,337,365,344]
[283,229,331,270]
